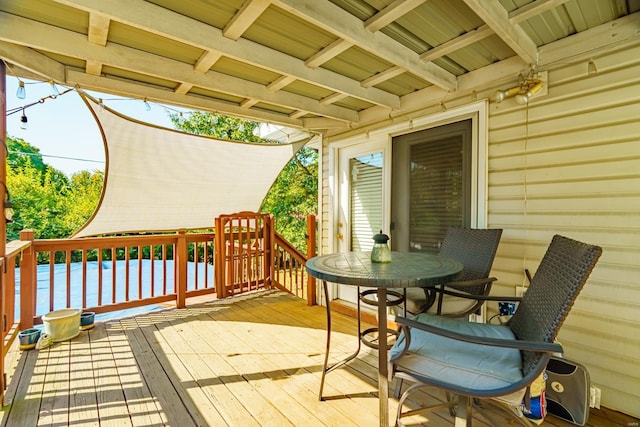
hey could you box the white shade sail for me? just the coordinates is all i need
[73,93,305,237]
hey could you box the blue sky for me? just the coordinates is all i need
[5,76,183,175]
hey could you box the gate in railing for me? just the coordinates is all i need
[214,212,274,298]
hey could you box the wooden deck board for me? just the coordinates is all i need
[2,290,638,427]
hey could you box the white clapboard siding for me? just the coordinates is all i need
[488,44,640,416]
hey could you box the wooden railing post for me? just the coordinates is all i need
[176,230,187,308]
[19,229,36,329]
[213,216,226,298]
[266,214,274,289]
[306,214,317,305]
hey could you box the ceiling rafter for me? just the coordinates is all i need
[364,0,428,32]
[88,12,109,46]
[87,12,109,76]
[51,0,400,109]
[419,0,570,64]
[509,0,572,24]
[0,12,358,123]
[271,0,457,91]
[463,0,538,64]
[420,24,494,62]
[305,39,353,69]
[66,68,305,128]
[223,0,271,40]
[360,66,406,88]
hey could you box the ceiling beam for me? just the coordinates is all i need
[66,68,305,128]
[0,40,66,83]
[223,0,271,40]
[463,0,538,64]
[50,0,400,109]
[0,13,358,122]
[364,0,428,32]
[272,0,457,91]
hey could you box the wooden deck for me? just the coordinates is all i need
[1,290,637,426]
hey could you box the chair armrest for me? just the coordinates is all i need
[394,315,563,354]
[437,289,524,303]
[442,276,498,289]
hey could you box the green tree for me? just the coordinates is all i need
[260,147,317,252]
[5,137,104,241]
[169,112,318,252]
[170,112,264,142]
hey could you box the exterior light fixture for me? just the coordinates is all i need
[494,70,545,104]
[515,79,544,104]
[16,80,26,99]
[494,86,521,103]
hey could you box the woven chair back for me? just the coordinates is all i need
[439,228,503,295]
[509,235,602,377]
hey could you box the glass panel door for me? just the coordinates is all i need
[392,120,472,253]
[336,146,385,303]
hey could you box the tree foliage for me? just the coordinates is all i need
[5,136,104,241]
[170,112,318,252]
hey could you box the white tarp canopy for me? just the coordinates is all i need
[73,93,306,238]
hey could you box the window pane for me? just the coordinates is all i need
[350,153,383,251]
[409,136,463,254]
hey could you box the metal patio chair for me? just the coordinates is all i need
[402,227,503,317]
[389,234,602,426]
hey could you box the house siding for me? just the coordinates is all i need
[320,43,640,416]
[488,44,640,415]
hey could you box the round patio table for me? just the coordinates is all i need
[306,251,463,427]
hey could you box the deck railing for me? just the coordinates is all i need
[17,229,216,328]
[272,214,316,304]
[0,213,317,403]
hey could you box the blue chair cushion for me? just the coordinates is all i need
[390,313,524,400]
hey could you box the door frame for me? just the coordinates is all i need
[326,100,488,302]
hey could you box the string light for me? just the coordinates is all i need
[16,80,26,99]
[49,80,60,96]
[20,108,28,130]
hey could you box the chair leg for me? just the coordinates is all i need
[393,378,403,398]
[395,382,456,425]
[454,395,472,427]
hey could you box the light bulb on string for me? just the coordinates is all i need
[49,80,60,96]
[143,98,151,111]
[16,80,26,99]
[20,109,28,130]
